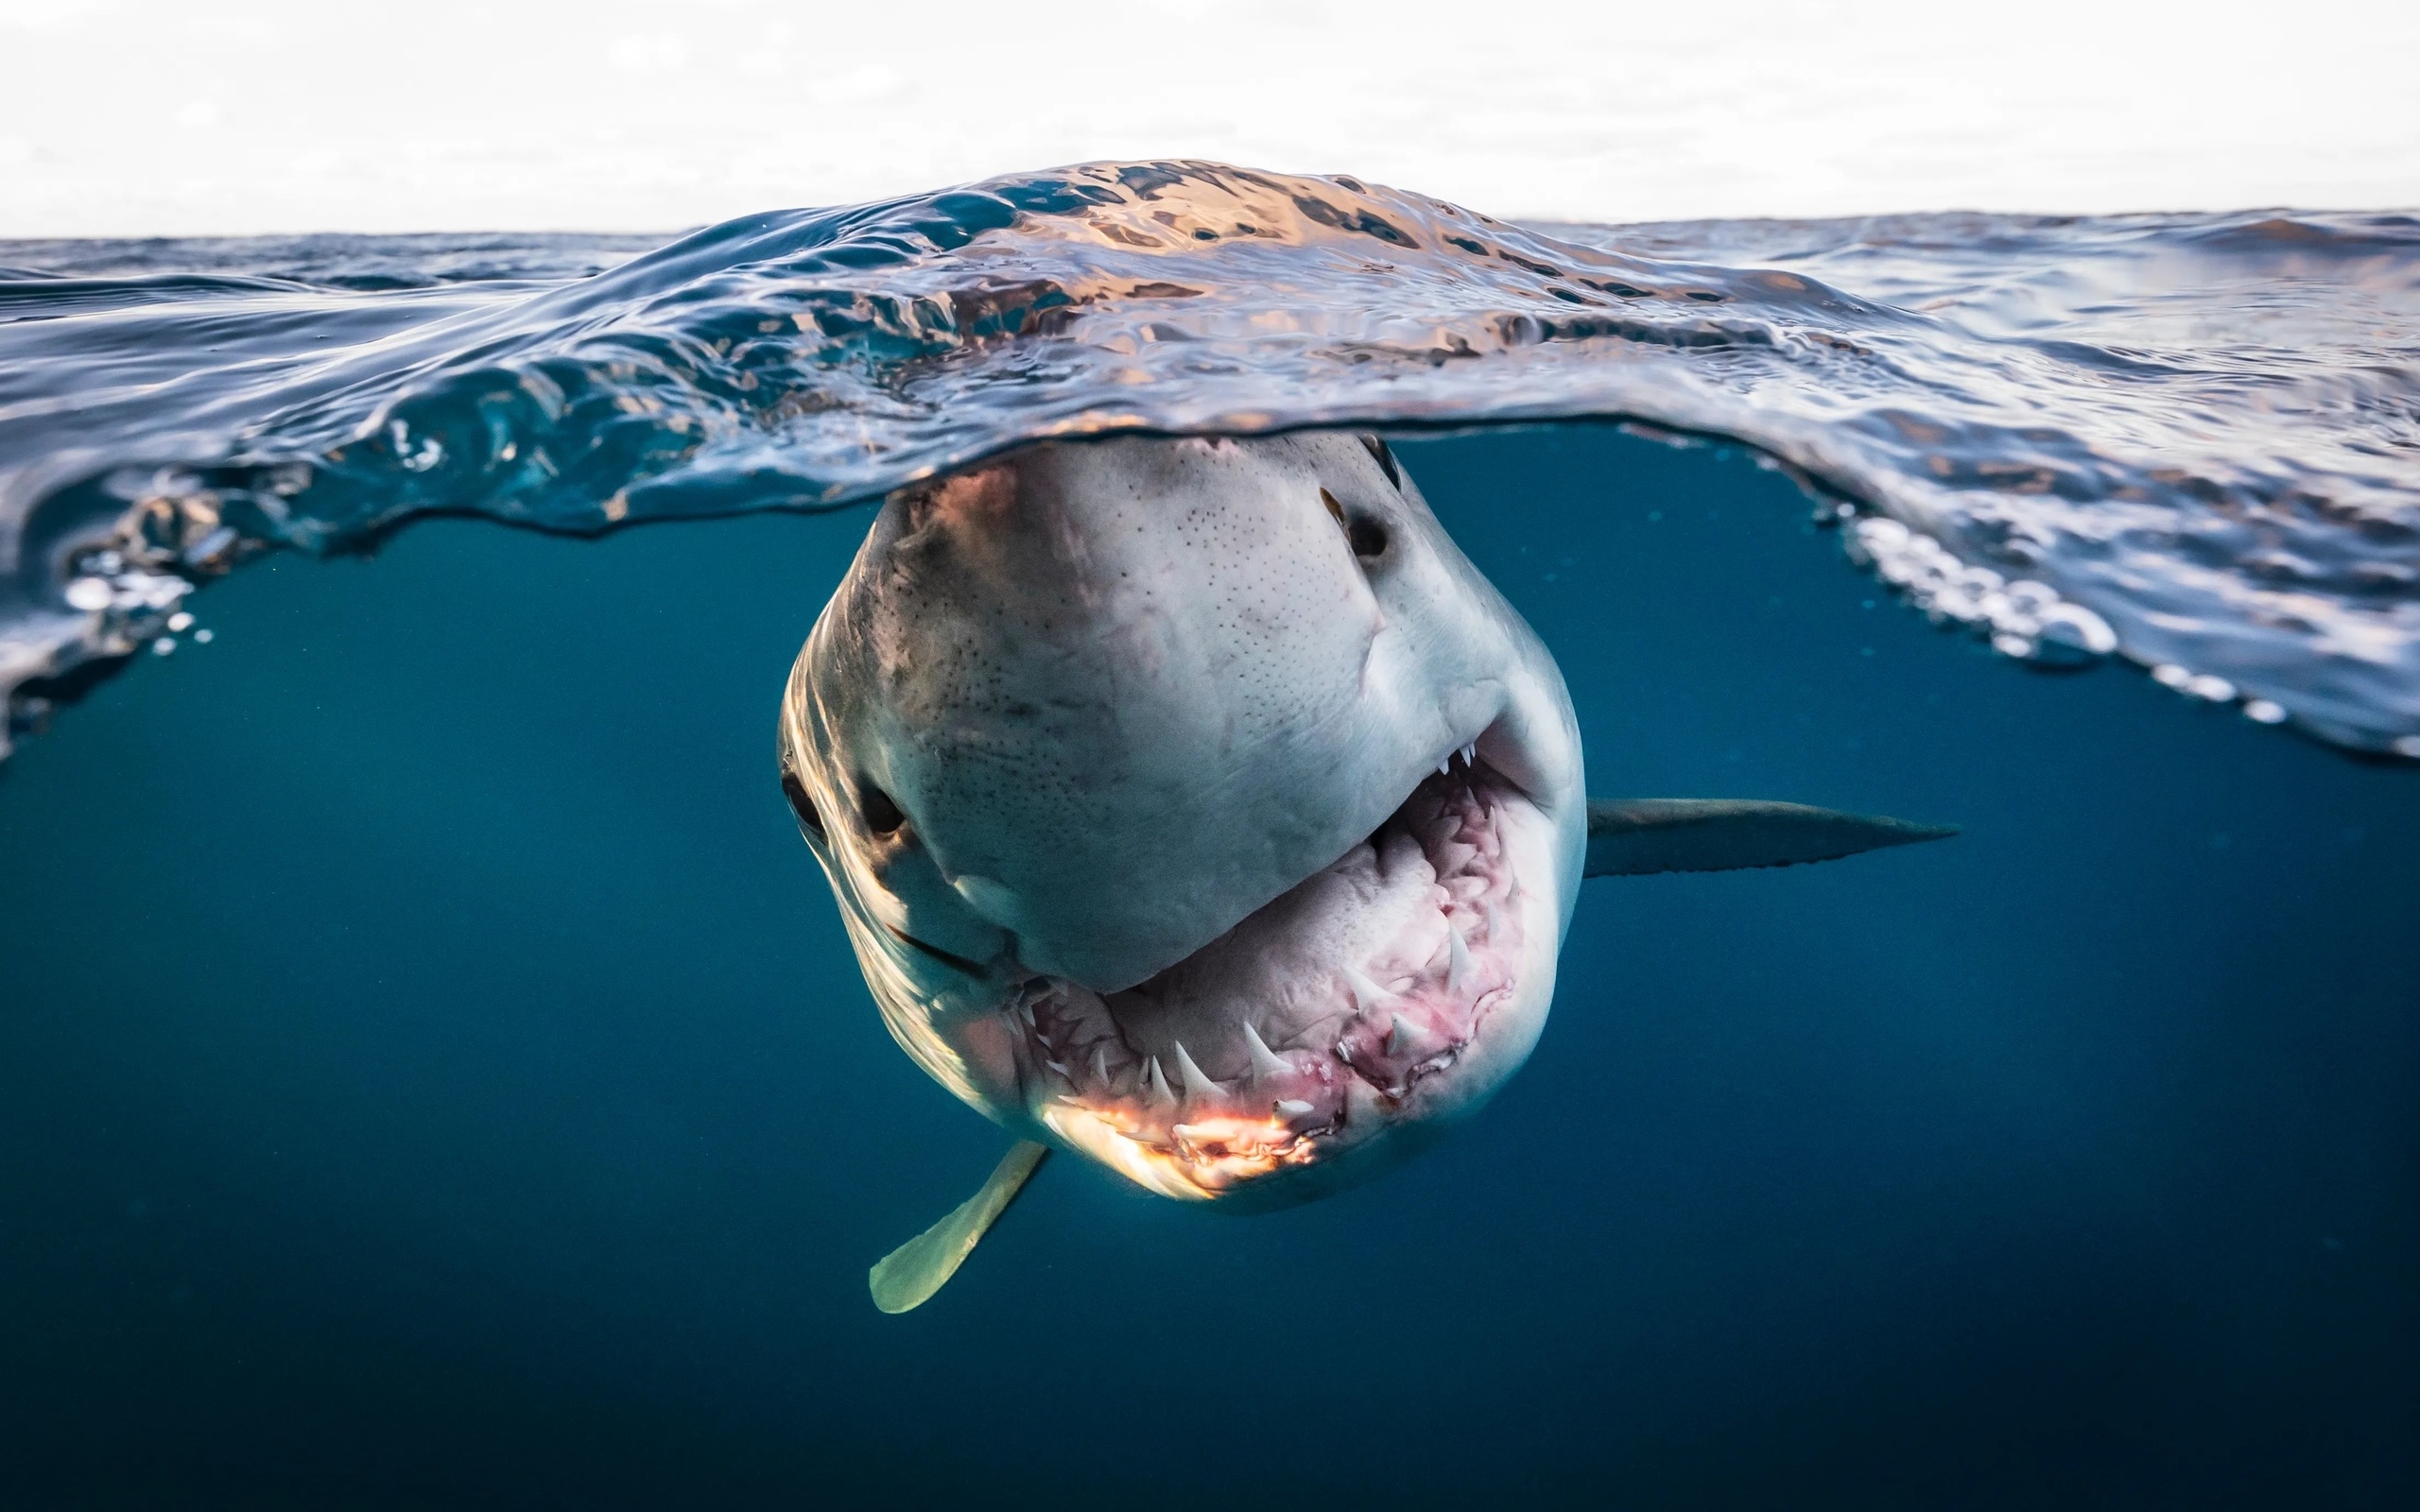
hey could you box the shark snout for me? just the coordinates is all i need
[784,429,1585,1199]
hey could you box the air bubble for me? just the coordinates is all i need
[1842,512,2112,668]
[151,637,176,656]
[124,572,186,610]
[2242,699,2287,724]
[1856,518,1910,552]
[64,577,112,611]
[2033,604,2115,657]
[167,611,195,632]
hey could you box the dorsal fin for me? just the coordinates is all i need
[1585,799,1956,878]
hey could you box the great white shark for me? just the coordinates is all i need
[776,432,1953,1311]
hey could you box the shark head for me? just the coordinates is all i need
[780,432,1587,1207]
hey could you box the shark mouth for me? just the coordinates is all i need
[1002,743,1558,1200]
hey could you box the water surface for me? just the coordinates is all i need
[5,163,2417,757]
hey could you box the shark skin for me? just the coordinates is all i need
[772,432,1952,1310]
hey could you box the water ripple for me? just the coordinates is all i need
[3,163,2414,755]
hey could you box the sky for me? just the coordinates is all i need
[1,0,2416,237]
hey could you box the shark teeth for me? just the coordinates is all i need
[1007,726,1525,1162]
[1169,1040,1220,1103]
[1445,921,1476,994]
[1239,1020,1291,1081]
[1342,964,1393,1014]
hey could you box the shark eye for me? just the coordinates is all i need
[1321,488,1391,562]
[1360,434,1401,490]
[859,781,908,835]
[780,768,826,840]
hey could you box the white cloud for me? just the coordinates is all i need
[0,0,2412,235]
[607,31,691,75]
[0,0,120,33]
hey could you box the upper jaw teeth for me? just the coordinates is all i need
[1435,742,1478,777]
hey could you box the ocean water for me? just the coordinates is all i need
[4,422,2414,1508]
[2,164,2417,1507]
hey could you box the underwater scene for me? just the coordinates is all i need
[2,163,2416,1506]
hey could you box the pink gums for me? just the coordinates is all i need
[1002,752,1526,1195]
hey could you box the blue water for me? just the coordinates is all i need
[2,422,2413,1507]
[2,163,2418,1504]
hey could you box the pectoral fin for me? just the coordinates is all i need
[1585,799,1956,878]
[869,1140,1050,1314]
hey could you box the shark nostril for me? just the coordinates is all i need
[859,781,908,836]
[1321,486,1348,532]
[1321,487,1391,563]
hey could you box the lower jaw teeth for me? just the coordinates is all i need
[1239,1019,1290,1077]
